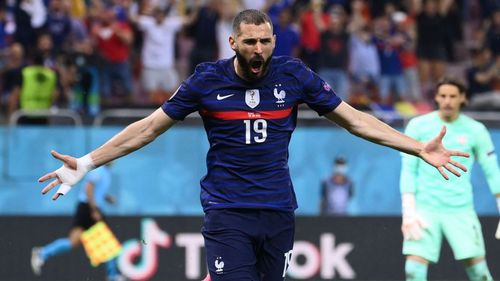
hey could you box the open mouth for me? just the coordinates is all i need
[250,59,263,74]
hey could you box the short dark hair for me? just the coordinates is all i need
[232,9,273,36]
[435,77,467,96]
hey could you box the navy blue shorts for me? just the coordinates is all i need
[72,202,104,229]
[202,209,295,281]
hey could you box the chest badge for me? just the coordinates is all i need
[245,89,260,109]
[457,135,468,145]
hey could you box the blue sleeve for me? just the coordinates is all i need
[161,70,202,120]
[297,61,342,115]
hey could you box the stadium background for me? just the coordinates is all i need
[0,0,499,280]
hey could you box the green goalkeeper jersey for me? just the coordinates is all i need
[400,111,500,212]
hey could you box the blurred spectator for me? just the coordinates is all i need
[477,0,500,19]
[0,5,15,56]
[265,0,294,24]
[43,0,72,53]
[320,156,354,216]
[346,0,371,34]
[393,11,423,103]
[442,1,464,61]
[373,16,407,105]
[69,0,87,19]
[135,4,185,104]
[272,7,300,57]
[349,24,380,107]
[298,0,329,71]
[317,5,350,101]
[466,47,500,110]
[216,0,241,60]
[35,32,70,107]
[13,0,47,52]
[37,32,57,69]
[1,43,26,118]
[8,51,58,125]
[485,9,500,58]
[91,6,133,105]
[68,42,101,116]
[414,0,454,99]
[67,15,90,51]
[187,0,218,73]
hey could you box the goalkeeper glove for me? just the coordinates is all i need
[401,193,428,240]
[55,154,95,196]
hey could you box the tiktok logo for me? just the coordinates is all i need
[118,219,172,280]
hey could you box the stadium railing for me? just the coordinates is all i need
[8,109,83,126]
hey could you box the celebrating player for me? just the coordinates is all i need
[39,10,469,281]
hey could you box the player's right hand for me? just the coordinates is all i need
[402,211,428,240]
[38,150,95,200]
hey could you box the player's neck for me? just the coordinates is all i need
[438,111,460,123]
[233,57,245,81]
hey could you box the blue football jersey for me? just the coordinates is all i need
[162,56,341,212]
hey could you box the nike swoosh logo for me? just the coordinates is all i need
[217,94,235,100]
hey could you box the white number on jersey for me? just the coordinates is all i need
[244,119,267,144]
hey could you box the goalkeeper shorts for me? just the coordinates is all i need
[403,209,485,263]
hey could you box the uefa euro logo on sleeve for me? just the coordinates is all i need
[245,89,260,109]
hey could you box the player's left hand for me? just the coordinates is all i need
[419,126,469,180]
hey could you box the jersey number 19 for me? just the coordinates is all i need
[244,119,267,144]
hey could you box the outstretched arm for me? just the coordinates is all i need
[325,102,469,179]
[39,108,176,200]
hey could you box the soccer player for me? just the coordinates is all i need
[39,10,469,281]
[400,78,500,281]
[31,163,124,281]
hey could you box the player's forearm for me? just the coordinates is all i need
[89,109,174,166]
[90,121,158,165]
[343,110,423,156]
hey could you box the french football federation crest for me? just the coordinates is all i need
[273,86,286,104]
[245,89,260,109]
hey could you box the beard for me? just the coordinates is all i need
[235,50,272,82]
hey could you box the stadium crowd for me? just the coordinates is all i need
[0,0,498,124]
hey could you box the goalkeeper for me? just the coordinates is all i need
[30,163,124,281]
[400,78,500,281]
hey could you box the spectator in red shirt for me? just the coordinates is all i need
[91,7,133,105]
[298,0,330,71]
